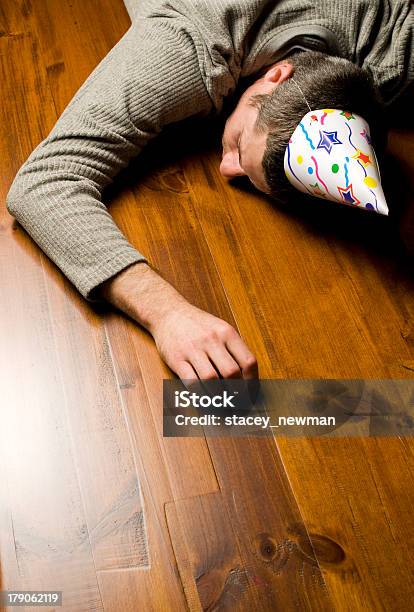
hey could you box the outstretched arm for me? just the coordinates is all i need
[6,17,212,299]
[6,16,258,380]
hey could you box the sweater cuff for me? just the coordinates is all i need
[81,249,148,303]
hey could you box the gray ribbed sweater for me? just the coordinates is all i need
[6,0,414,301]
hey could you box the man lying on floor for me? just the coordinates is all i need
[6,0,414,382]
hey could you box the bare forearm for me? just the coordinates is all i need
[99,262,189,332]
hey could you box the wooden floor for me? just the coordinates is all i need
[1,1,414,610]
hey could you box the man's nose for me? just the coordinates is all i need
[219,151,246,177]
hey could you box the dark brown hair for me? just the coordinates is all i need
[251,51,385,203]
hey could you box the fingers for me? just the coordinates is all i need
[188,335,257,382]
[205,343,242,378]
[187,326,257,381]
[175,361,198,388]
[190,351,219,381]
[225,331,258,379]
[161,309,258,384]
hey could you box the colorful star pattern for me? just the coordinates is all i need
[352,149,372,167]
[337,184,361,206]
[317,130,342,154]
[284,109,388,216]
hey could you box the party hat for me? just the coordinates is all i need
[284,109,388,215]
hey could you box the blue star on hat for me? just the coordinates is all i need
[337,184,361,206]
[317,130,342,154]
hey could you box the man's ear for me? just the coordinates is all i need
[263,61,294,85]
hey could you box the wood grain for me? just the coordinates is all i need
[1,0,414,610]
[165,492,250,612]
[0,32,104,611]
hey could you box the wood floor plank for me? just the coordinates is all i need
[0,268,103,611]
[0,31,104,611]
[165,491,249,612]
[2,19,149,577]
[40,271,149,572]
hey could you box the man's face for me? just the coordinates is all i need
[220,61,293,194]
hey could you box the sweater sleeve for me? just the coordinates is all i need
[6,17,213,301]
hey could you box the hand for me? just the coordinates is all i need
[151,301,258,381]
[100,262,258,382]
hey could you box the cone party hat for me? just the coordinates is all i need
[284,109,388,215]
